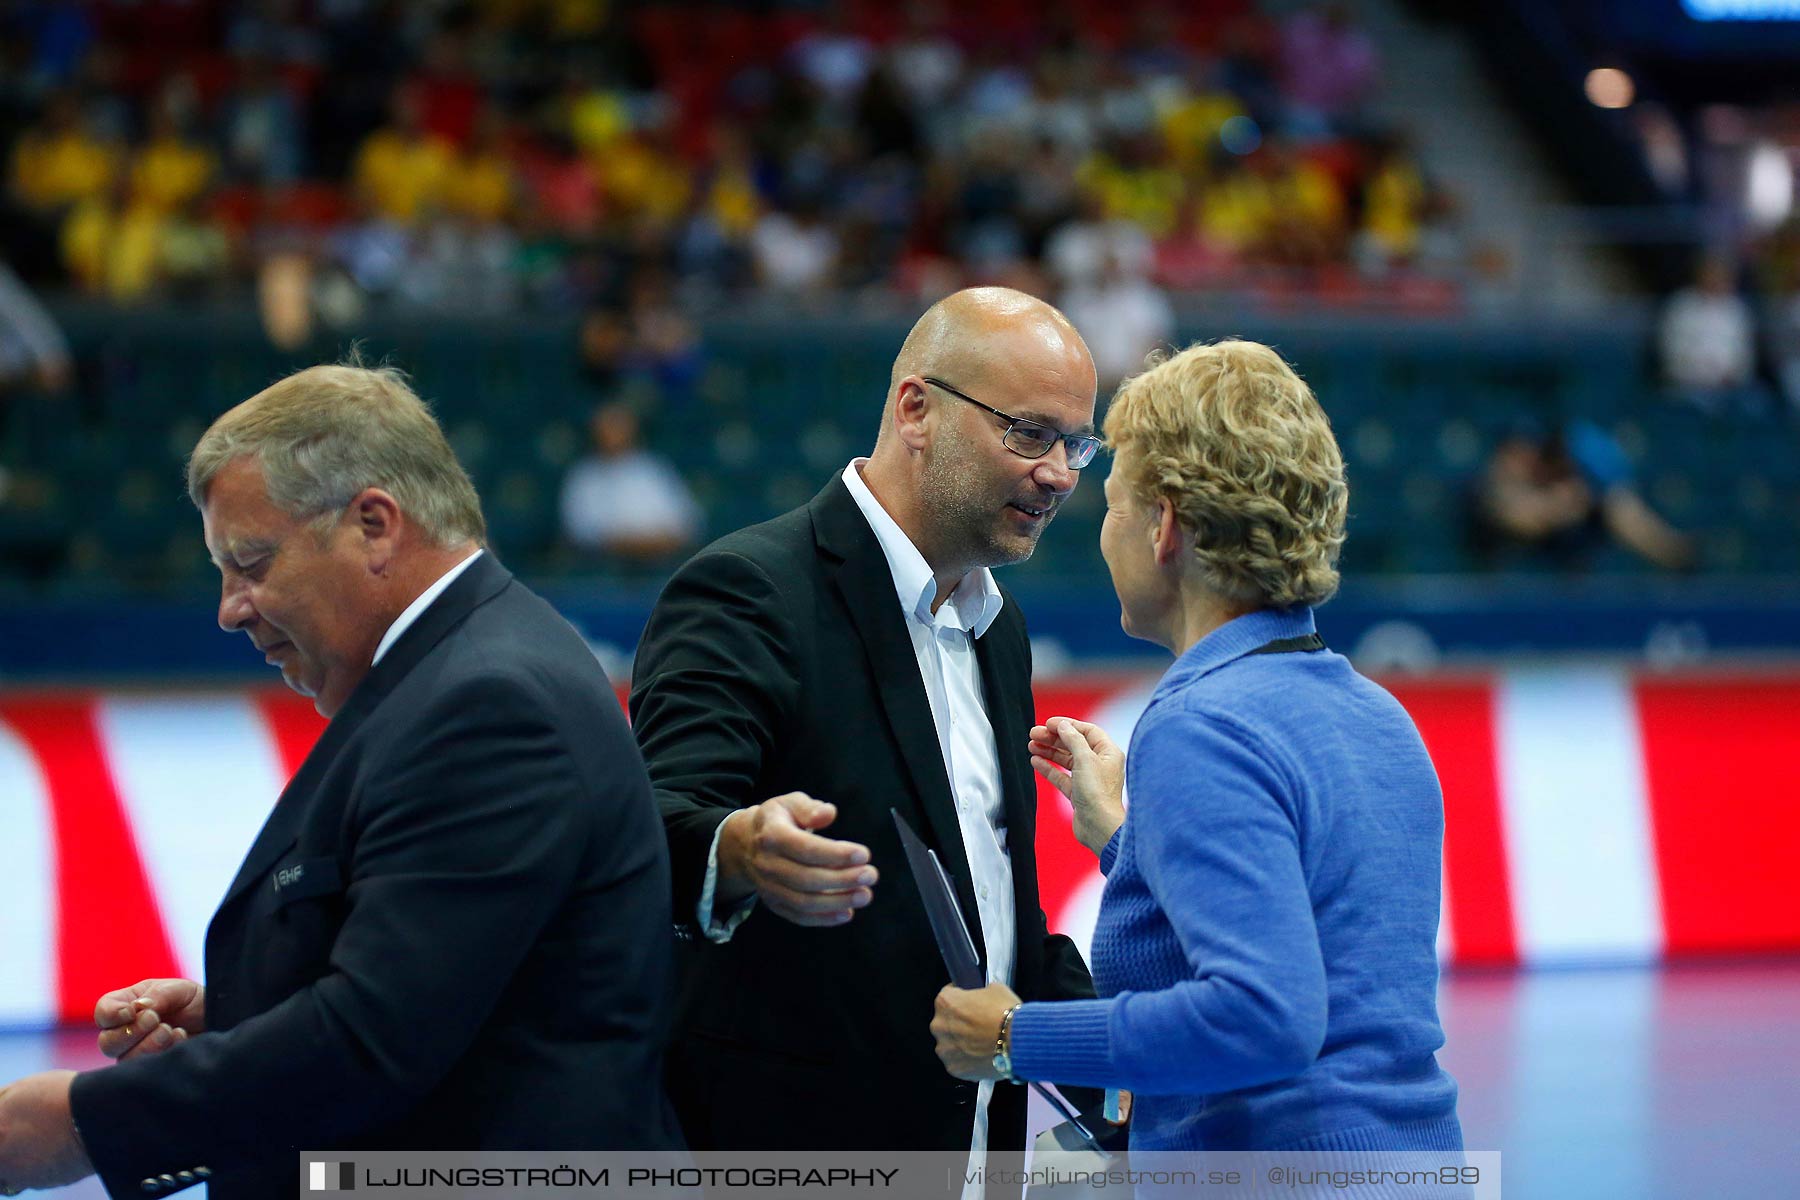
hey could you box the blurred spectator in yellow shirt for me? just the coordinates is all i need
[1358,137,1427,264]
[353,86,454,223]
[444,106,518,222]
[1078,131,1184,239]
[1197,162,1273,258]
[62,178,164,300]
[8,91,119,216]
[1158,85,1245,173]
[129,88,216,215]
[702,127,761,239]
[60,82,226,302]
[596,120,691,224]
[567,82,631,157]
[671,126,760,293]
[1194,141,1344,267]
[1257,141,1345,266]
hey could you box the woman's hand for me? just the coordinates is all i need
[1030,717,1125,856]
[931,982,1023,1081]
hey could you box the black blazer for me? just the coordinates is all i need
[630,475,1096,1152]
[70,553,684,1199]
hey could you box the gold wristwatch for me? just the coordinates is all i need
[993,1002,1023,1082]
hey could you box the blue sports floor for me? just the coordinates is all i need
[8,960,1797,1199]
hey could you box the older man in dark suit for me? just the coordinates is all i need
[0,364,682,1198]
[631,288,1104,1168]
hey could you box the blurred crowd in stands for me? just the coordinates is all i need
[3,1,1793,589]
[0,0,1460,328]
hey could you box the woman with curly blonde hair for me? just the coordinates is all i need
[932,340,1463,1155]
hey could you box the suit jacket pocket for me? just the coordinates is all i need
[242,853,345,998]
[267,855,344,909]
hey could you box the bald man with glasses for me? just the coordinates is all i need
[631,288,1104,1172]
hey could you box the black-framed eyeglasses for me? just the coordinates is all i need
[921,377,1101,469]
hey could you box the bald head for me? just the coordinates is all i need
[880,288,1094,445]
[859,287,1098,599]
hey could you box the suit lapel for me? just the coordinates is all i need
[214,685,363,912]
[809,478,985,956]
[216,553,515,910]
[975,610,1044,961]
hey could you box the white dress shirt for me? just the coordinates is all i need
[696,462,1015,1190]
[371,549,483,666]
[844,459,1016,1193]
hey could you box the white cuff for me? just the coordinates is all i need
[698,810,757,943]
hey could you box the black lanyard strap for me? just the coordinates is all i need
[1247,632,1326,656]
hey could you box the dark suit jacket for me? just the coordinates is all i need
[630,475,1096,1152]
[70,553,684,1199]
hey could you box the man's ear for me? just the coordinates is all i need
[353,487,402,571]
[893,377,934,453]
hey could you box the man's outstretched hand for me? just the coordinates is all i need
[717,792,878,926]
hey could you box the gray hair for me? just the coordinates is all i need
[186,362,486,547]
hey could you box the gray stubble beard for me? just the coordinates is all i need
[918,452,1051,575]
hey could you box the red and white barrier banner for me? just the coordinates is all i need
[3,669,1797,1026]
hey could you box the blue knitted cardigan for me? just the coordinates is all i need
[1010,606,1463,1152]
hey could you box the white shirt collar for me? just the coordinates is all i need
[840,460,1003,637]
[371,548,484,666]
